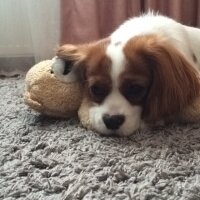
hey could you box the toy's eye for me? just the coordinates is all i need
[63,60,73,75]
[90,84,109,103]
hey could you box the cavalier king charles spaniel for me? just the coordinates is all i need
[52,13,200,136]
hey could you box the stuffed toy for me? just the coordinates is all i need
[24,59,83,119]
[24,58,92,129]
[24,58,200,132]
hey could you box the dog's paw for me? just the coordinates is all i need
[51,57,77,83]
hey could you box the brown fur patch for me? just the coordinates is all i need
[120,46,152,105]
[84,39,112,103]
[123,34,200,121]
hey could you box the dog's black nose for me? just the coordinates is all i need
[103,114,125,130]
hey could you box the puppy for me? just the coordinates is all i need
[53,13,200,136]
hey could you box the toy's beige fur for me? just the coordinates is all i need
[24,60,83,118]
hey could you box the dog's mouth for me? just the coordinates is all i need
[94,128,131,137]
[99,132,121,137]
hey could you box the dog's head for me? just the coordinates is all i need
[56,34,200,136]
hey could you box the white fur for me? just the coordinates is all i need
[106,41,125,86]
[52,57,77,83]
[111,13,200,69]
[89,92,143,136]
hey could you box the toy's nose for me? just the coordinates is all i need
[103,114,125,130]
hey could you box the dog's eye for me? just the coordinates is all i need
[90,85,106,97]
[128,84,144,95]
[90,85,108,103]
[123,83,146,100]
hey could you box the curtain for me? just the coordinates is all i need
[0,0,60,76]
[1,0,200,76]
[60,0,200,44]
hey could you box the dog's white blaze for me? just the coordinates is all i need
[106,42,125,87]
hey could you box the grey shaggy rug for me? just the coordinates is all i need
[1,77,200,200]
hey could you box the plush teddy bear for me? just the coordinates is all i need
[24,58,200,132]
[24,59,83,119]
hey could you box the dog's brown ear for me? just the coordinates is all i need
[56,43,92,81]
[56,44,90,66]
[139,35,200,121]
[56,38,110,80]
[56,38,110,66]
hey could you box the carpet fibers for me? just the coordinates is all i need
[1,77,200,200]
